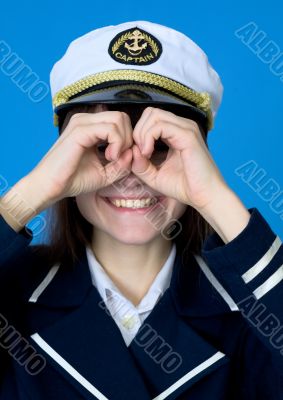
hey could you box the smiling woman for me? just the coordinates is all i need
[0,19,283,400]
[45,102,212,272]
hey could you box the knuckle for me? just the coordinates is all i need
[151,107,163,120]
[155,120,164,129]
[108,122,118,132]
[188,119,199,131]
[68,113,84,127]
[70,113,83,121]
[141,106,154,117]
[112,111,124,124]
[121,111,131,123]
[72,124,86,137]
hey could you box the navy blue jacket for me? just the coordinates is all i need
[0,207,283,399]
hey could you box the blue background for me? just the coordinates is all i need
[1,0,282,243]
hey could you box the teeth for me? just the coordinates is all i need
[108,197,158,208]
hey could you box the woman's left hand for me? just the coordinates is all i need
[131,106,228,211]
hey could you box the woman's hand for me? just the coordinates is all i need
[0,108,135,232]
[131,106,251,244]
[29,109,134,203]
[131,106,228,211]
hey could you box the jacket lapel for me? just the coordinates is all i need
[27,247,231,400]
[28,250,151,399]
[128,251,230,400]
[30,286,151,399]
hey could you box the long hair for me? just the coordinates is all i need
[37,103,215,268]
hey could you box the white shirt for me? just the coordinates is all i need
[85,243,176,346]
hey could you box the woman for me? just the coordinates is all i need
[0,20,282,399]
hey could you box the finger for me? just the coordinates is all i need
[131,144,158,189]
[46,112,114,157]
[69,122,125,161]
[133,107,196,152]
[132,107,154,150]
[134,107,175,153]
[100,148,133,186]
[120,111,134,151]
[142,121,194,154]
[62,110,132,141]
[80,111,133,158]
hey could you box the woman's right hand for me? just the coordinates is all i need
[29,108,134,204]
[1,107,134,232]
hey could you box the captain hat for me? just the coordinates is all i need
[50,20,223,133]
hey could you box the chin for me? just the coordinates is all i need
[104,226,161,245]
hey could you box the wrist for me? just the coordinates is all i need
[196,185,251,244]
[0,174,54,232]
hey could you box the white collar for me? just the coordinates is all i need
[86,242,176,313]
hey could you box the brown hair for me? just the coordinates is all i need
[38,103,215,268]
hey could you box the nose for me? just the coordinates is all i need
[116,172,142,188]
[113,173,147,195]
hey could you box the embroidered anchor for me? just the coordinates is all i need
[124,30,148,56]
[109,27,162,65]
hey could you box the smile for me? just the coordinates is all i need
[108,197,157,208]
[102,196,164,211]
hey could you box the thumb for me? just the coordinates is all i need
[131,144,157,187]
[102,148,133,185]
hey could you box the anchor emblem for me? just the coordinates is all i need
[124,29,148,56]
[109,27,162,65]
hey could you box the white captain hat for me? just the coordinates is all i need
[50,20,223,133]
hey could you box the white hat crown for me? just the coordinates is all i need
[50,20,223,130]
